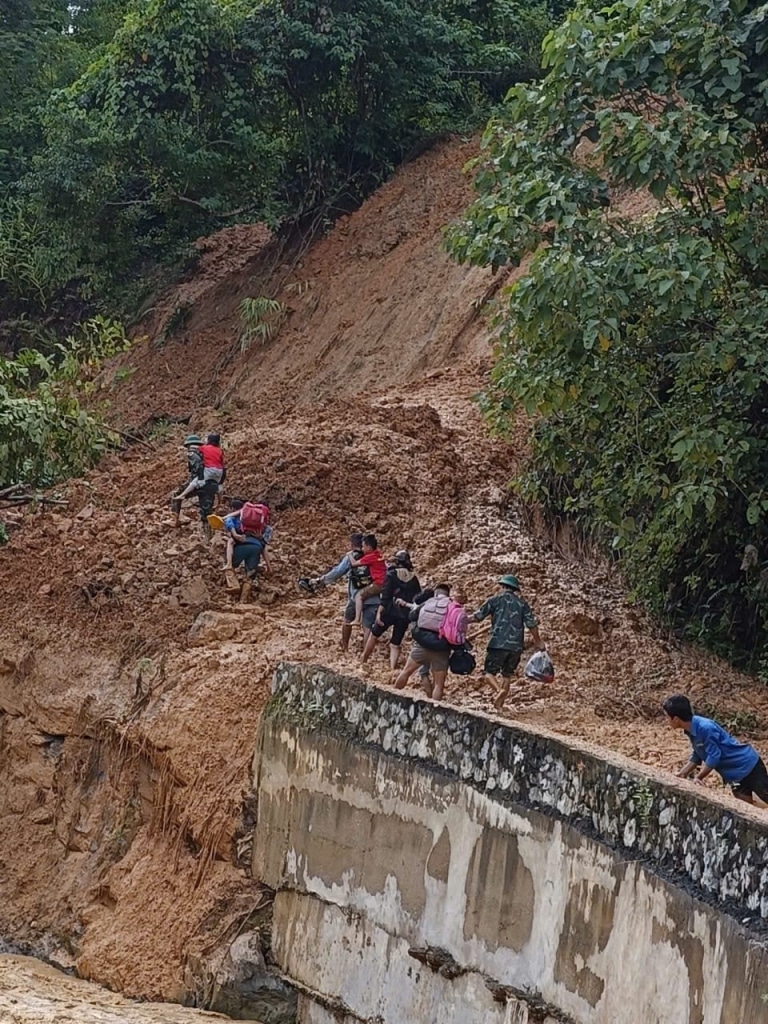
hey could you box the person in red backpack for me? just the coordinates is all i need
[347,534,387,625]
[223,499,271,598]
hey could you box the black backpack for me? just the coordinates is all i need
[449,646,476,676]
[349,548,372,590]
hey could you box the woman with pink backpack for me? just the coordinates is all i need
[393,584,470,701]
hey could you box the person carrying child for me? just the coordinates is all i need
[171,435,218,533]
[347,534,386,626]
[222,499,272,596]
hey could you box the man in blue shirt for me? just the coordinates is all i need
[297,533,379,651]
[663,694,768,806]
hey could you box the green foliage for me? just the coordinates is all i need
[447,0,768,668]
[0,522,8,546]
[0,0,552,321]
[0,317,128,487]
[239,296,287,351]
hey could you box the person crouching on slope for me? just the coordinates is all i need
[348,534,387,626]
[472,574,543,711]
[663,694,768,807]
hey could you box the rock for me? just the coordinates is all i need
[189,611,241,646]
[185,929,296,1024]
[177,577,210,608]
[37,584,52,596]
[567,611,600,637]
[76,504,95,520]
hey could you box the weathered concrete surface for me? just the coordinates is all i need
[252,664,768,1024]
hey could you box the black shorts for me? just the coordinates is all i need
[733,757,768,803]
[370,616,409,646]
[232,539,263,577]
[483,648,521,678]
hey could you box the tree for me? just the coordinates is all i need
[448,0,768,668]
[5,0,550,314]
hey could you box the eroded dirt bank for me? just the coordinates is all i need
[1,138,767,1006]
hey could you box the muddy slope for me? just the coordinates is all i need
[0,137,766,1004]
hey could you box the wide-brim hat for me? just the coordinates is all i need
[497,574,520,589]
[182,434,202,446]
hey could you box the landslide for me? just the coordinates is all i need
[0,136,767,1006]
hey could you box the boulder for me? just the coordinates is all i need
[188,611,241,646]
[176,577,210,608]
[185,929,296,1024]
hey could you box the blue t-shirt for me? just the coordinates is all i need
[223,515,270,546]
[686,716,759,782]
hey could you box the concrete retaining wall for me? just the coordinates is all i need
[251,663,768,1024]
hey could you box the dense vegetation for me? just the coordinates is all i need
[1,0,550,335]
[0,0,551,490]
[449,0,768,669]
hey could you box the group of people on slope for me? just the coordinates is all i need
[170,443,768,809]
[171,433,272,601]
[300,532,547,707]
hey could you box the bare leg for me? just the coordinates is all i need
[340,623,353,652]
[484,673,501,694]
[224,538,235,570]
[361,632,378,663]
[389,644,401,671]
[493,677,512,710]
[431,670,448,701]
[394,658,419,690]
[734,790,755,806]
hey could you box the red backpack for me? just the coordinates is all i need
[240,502,269,537]
[439,599,469,647]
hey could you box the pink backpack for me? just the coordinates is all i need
[439,600,469,647]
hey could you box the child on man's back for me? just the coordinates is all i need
[348,533,387,625]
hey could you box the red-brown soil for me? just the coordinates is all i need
[0,137,766,1004]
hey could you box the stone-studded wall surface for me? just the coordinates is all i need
[265,662,768,922]
[252,663,768,1024]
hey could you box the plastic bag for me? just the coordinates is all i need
[524,649,555,683]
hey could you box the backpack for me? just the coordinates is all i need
[449,646,476,676]
[439,599,468,647]
[240,502,270,537]
[349,549,372,590]
[412,626,450,652]
[417,594,451,633]
[524,649,555,683]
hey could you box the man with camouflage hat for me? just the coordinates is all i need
[473,575,543,711]
[171,434,217,534]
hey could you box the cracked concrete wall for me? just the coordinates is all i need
[251,664,768,1024]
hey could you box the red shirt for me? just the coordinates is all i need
[199,443,224,471]
[359,550,386,585]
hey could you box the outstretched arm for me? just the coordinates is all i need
[321,555,352,584]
